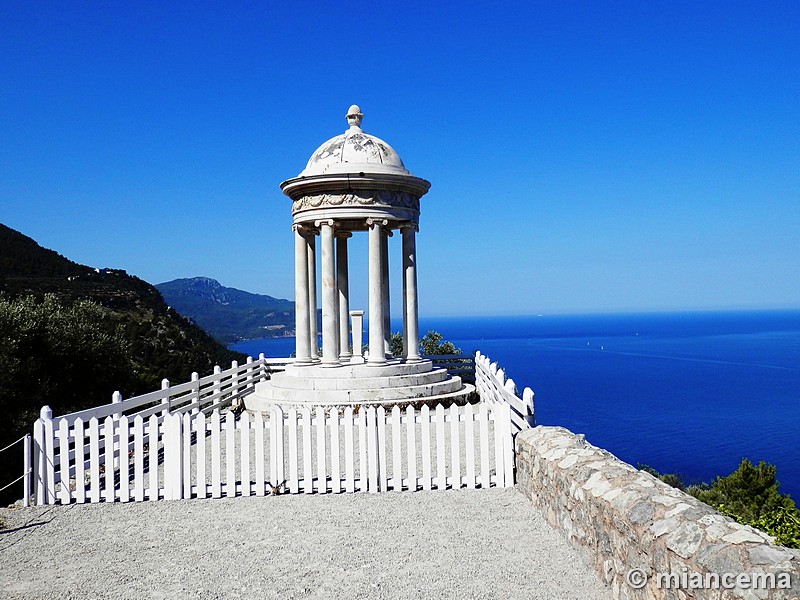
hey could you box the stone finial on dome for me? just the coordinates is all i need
[346,105,363,129]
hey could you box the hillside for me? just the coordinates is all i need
[157,277,295,343]
[0,223,244,504]
[2,224,173,313]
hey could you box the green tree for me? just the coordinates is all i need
[0,294,135,432]
[390,331,404,357]
[387,331,462,357]
[420,330,461,356]
[0,294,137,504]
[688,458,796,524]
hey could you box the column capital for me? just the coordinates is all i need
[399,221,419,233]
[365,218,388,228]
[314,218,336,229]
[293,223,318,236]
[335,230,353,239]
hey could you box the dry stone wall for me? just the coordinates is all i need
[515,426,800,600]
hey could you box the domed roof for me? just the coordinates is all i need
[299,105,411,177]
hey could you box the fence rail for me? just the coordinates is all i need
[50,355,288,427]
[474,351,535,433]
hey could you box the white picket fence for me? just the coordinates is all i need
[475,351,535,433]
[29,352,531,505]
[30,355,287,505]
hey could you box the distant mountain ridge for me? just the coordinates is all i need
[156,277,295,344]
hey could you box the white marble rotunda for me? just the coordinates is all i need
[244,106,473,409]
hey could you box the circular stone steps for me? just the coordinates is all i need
[243,359,475,410]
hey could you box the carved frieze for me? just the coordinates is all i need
[291,189,420,215]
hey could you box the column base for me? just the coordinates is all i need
[367,353,388,366]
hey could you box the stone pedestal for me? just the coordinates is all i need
[349,310,365,364]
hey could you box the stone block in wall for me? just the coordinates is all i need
[515,426,800,600]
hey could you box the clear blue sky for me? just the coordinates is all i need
[2,1,798,317]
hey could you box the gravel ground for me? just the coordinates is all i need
[0,488,611,600]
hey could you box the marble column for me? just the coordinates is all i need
[402,224,421,362]
[381,228,392,357]
[401,267,408,360]
[318,220,339,366]
[336,231,352,362]
[367,218,387,365]
[293,225,312,364]
[306,230,319,362]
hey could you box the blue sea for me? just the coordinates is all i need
[231,310,800,499]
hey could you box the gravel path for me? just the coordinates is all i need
[0,488,610,600]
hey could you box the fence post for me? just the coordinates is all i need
[163,414,172,500]
[168,413,183,500]
[191,372,200,415]
[160,379,170,417]
[229,360,239,408]
[212,365,222,409]
[33,411,45,505]
[258,353,267,381]
[242,356,254,406]
[502,403,514,487]
[504,378,517,402]
[112,391,122,419]
[523,388,536,427]
[474,352,483,397]
[112,391,122,469]
[366,407,379,493]
[23,434,31,507]
[274,405,285,485]
[41,406,56,504]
